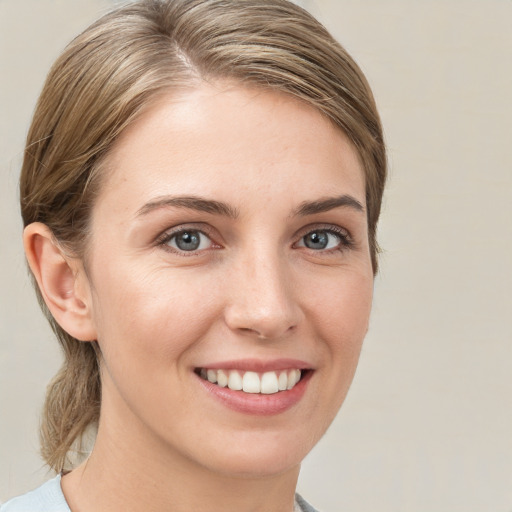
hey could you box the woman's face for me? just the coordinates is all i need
[82,83,373,477]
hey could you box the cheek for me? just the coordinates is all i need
[88,262,224,426]
[306,266,373,347]
[302,268,373,406]
[89,261,221,370]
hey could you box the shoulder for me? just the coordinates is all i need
[2,478,316,512]
[295,493,320,512]
[0,475,70,512]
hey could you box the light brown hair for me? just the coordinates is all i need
[20,0,386,472]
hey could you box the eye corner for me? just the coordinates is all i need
[155,225,222,256]
[294,225,354,253]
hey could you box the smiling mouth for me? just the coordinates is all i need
[195,368,306,394]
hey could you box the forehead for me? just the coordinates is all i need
[96,82,365,217]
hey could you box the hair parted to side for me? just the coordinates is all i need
[20,0,386,472]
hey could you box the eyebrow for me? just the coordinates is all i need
[136,193,364,220]
[136,195,240,219]
[293,195,365,216]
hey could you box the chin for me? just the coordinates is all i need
[207,451,302,480]
[192,427,318,479]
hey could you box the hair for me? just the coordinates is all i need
[20,0,386,472]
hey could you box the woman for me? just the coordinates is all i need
[1,0,386,510]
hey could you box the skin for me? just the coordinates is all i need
[25,82,374,512]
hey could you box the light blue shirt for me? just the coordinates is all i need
[1,475,318,511]
[0,475,69,512]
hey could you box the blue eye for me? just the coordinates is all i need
[297,230,345,251]
[166,230,212,252]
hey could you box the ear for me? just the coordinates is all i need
[23,222,97,342]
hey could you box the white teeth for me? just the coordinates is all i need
[278,371,288,391]
[200,368,304,393]
[217,369,228,387]
[287,369,301,390]
[242,372,260,393]
[228,370,243,391]
[261,371,279,394]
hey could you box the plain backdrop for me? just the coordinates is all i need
[1,1,511,510]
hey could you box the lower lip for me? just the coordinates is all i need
[197,371,312,416]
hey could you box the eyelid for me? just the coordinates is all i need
[293,223,354,250]
[154,223,221,254]
[295,223,352,239]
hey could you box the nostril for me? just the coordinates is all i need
[224,298,303,341]
[236,326,271,339]
[236,326,288,340]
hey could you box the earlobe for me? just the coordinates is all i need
[23,222,97,342]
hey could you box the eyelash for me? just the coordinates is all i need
[155,224,354,256]
[295,225,354,253]
[155,226,218,256]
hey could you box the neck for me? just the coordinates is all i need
[62,411,300,512]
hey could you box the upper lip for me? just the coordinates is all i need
[196,358,312,372]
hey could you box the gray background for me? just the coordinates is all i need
[1,0,511,510]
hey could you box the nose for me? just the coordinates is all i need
[223,252,304,340]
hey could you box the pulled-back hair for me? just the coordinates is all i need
[20,0,386,472]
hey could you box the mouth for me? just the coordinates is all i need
[195,368,307,394]
[194,361,313,415]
